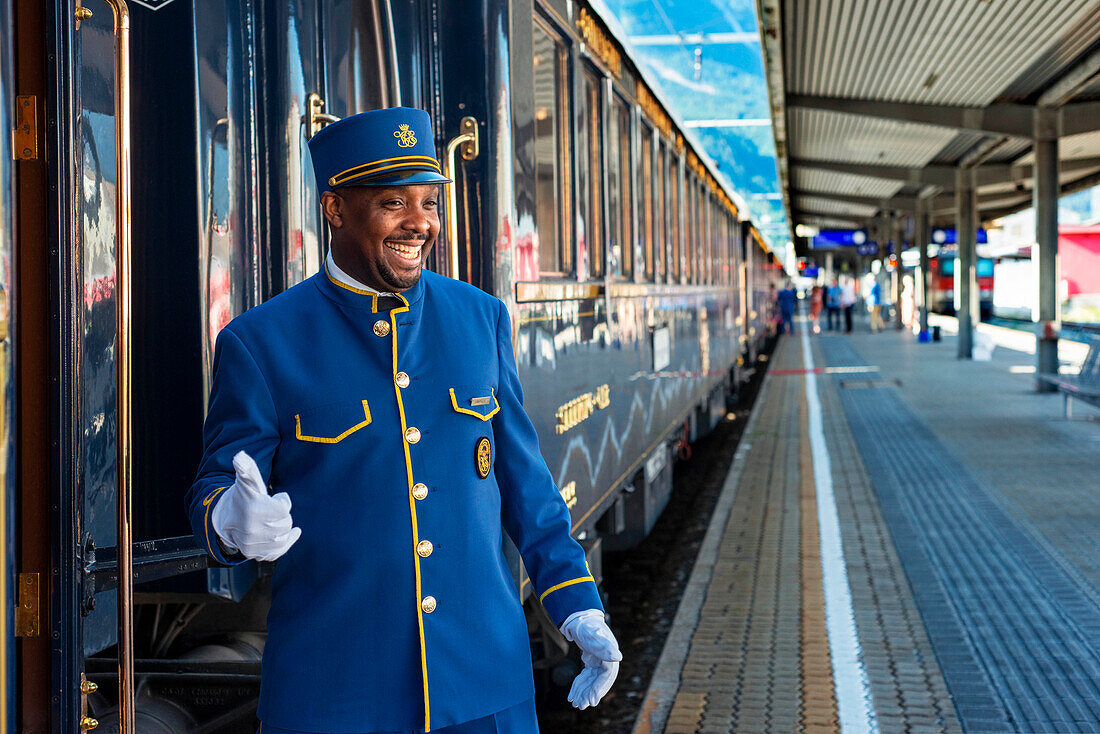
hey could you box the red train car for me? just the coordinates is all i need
[928,248,994,319]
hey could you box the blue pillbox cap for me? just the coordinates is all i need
[307,107,451,193]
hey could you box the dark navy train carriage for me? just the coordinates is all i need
[1,0,782,729]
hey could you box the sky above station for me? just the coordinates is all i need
[599,0,790,250]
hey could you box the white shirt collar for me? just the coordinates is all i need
[325,251,395,297]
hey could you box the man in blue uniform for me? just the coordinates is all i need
[187,108,621,733]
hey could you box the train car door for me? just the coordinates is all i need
[0,0,15,727]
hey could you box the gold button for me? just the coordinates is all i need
[421,596,437,614]
[417,540,433,557]
[405,426,421,444]
[411,483,428,500]
[373,320,390,337]
[395,372,410,388]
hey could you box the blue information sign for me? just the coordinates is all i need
[803,267,820,278]
[856,243,879,256]
[811,229,869,249]
[931,227,987,244]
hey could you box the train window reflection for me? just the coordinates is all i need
[684,174,694,283]
[639,124,654,281]
[669,156,681,283]
[616,101,633,277]
[607,97,623,276]
[532,20,570,275]
[655,142,667,283]
[584,72,604,278]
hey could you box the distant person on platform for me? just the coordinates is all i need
[825,278,841,331]
[868,279,884,332]
[809,284,823,334]
[841,276,857,333]
[776,281,797,335]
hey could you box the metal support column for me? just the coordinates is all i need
[917,199,930,340]
[893,215,904,330]
[1034,108,1060,389]
[956,167,977,359]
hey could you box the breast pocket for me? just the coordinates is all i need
[293,399,372,444]
[448,387,498,480]
[448,386,499,421]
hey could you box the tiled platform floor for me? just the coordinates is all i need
[635,320,1100,734]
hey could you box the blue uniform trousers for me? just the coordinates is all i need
[260,697,538,734]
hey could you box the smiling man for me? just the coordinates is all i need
[186,107,621,734]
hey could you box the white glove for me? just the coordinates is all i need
[560,609,622,709]
[211,451,302,562]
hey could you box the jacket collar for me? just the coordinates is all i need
[315,258,427,312]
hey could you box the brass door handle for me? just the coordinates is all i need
[442,117,479,280]
[307,93,340,139]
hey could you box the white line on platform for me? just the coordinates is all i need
[801,331,879,734]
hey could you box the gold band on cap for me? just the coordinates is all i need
[329,154,443,187]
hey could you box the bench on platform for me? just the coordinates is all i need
[1037,337,1100,418]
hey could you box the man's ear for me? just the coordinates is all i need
[320,191,343,228]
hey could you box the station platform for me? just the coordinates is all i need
[633,319,1100,734]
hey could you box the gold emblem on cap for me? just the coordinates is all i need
[476,437,491,479]
[394,123,417,148]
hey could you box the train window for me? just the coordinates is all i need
[669,156,681,283]
[583,70,605,278]
[655,142,667,283]
[607,96,631,277]
[532,19,571,275]
[684,173,694,283]
[696,183,706,284]
[639,123,654,281]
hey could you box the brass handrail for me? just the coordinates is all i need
[97,0,135,731]
[442,117,479,281]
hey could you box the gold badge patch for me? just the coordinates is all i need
[394,123,417,147]
[476,437,492,478]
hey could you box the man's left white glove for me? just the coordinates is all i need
[211,451,302,562]
[560,609,622,709]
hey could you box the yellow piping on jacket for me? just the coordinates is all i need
[388,295,432,731]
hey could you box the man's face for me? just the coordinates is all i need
[322,184,441,292]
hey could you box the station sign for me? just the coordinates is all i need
[856,242,879,256]
[810,229,868,249]
[802,266,821,277]
[931,227,988,244]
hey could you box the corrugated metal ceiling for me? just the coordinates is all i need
[795,196,879,218]
[788,0,1096,106]
[763,0,1100,235]
[790,108,958,167]
[794,168,904,199]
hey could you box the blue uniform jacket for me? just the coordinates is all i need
[187,267,602,732]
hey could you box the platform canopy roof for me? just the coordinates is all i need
[755,0,1100,249]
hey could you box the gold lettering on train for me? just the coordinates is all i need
[560,481,578,509]
[635,81,673,140]
[576,8,622,78]
[555,384,612,434]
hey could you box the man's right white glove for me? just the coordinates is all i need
[211,451,302,562]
